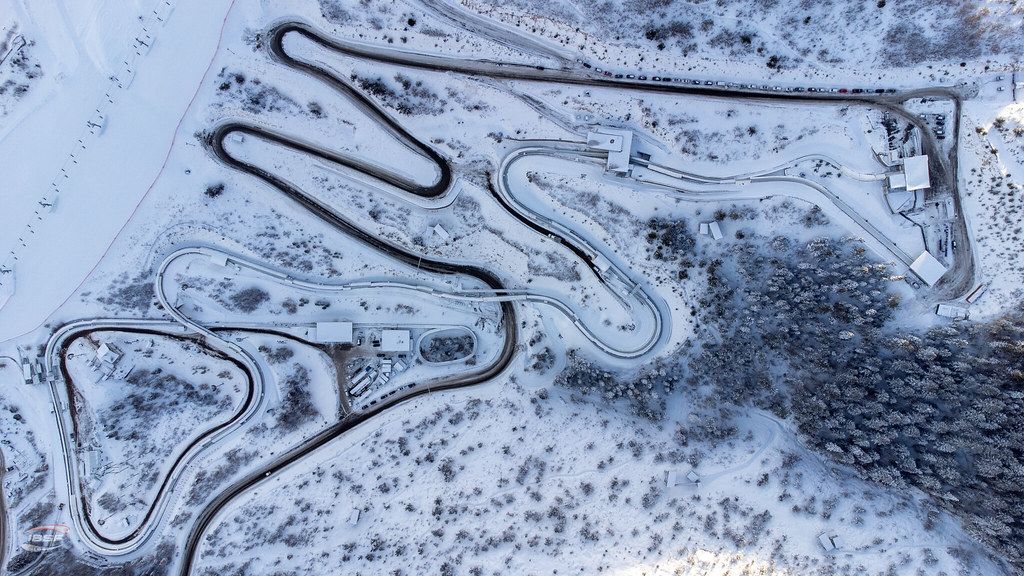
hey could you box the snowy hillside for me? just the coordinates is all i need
[0,1,1022,575]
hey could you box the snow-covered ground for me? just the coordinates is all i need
[1,0,1023,574]
[0,0,231,341]
[63,330,247,538]
[193,376,1001,575]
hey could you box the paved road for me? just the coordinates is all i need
[273,21,973,299]
[16,12,974,573]
[171,21,981,575]
[45,320,261,556]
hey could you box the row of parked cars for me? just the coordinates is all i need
[581,63,897,94]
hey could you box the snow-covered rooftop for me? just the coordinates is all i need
[587,127,633,174]
[935,303,969,319]
[902,155,930,191]
[381,329,411,352]
[910,251,947,286]
[315,321,353,344]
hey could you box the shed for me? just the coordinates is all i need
[347,507,360,526]
[381,329,411,353]
[935,303,969,319]
[432,224,451,242]
[708,221,723,240]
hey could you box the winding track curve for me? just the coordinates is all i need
[33,14,975,573]
[176,21,975,574]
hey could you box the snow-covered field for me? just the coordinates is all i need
[1,0,1023,574]
[194,378,1000,575]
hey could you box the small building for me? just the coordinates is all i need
[686,470,701,484]
[314,321,353,344]
[936,303,969,320]
[95,342,122,365]
[818,532,841,551]
[698,222,709,236]
[432,224,451,242]
[666,470,679,488]
[20,358,33,385]
[965,283,987,303]
[885,188,924,214]
[909,251,947,286]
[381,329,411,353]
[587,127,634,175]
[707,221,724,240]
[209,252,229,267]
[886,172,907,190]
[347,507,360,527]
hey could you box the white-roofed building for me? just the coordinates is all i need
[935,303,969,319]
[708,221,723,240]
[902,155,930,191]
[381,329,411,352]
[818,533,841,551]
[909,251,947,286]
[587,127,634,175]
[432,224,451,242]
[314,321,353,344]
[887,172,907,190]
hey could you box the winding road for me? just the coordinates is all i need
[26,8,979,574]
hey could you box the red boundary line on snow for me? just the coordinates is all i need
[1,0,237,345]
